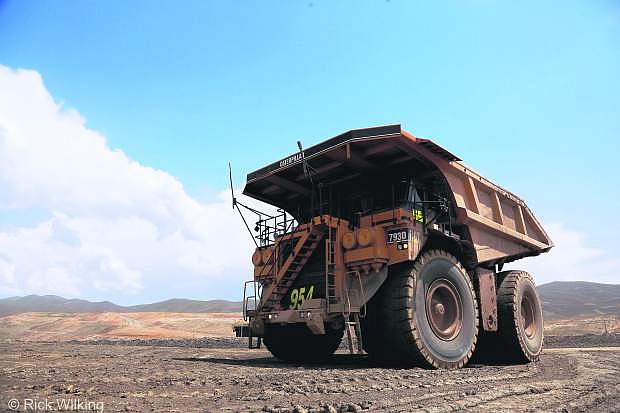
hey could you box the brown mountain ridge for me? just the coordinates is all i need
[0,295,242,316]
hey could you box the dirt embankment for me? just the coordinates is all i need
[545,334,620,349]
[0,312,243,341]
[0,312,616,343]
[544,315,619,336]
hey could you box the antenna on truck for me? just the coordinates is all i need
[229,162,237,210]
[297,140,314,186]
[297,140,321,218]
[228,162,259,248]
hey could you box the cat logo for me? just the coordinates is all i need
[413,209,424,223]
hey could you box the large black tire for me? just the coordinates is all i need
[496,270,544,362]
[359,289,385,358]
[263,323,343,363]
[361,250,479,369]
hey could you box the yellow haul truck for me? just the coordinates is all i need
[233,125,552,369]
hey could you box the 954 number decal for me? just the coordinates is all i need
[387,229,410,243]
[288,285,314,310]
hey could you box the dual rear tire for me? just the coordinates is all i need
[494,270,544,362]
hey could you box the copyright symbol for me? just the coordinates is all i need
[7,398,19,410]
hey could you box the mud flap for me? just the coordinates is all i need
[346,267,388,308]
[476,267,498,332]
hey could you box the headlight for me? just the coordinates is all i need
[251,249,263,266]
[262,247,273,264]
[357,228,374,247]
[342,231,356,250]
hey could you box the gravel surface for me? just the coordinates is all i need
[545,334,620,348]
[57,333,618,351]
[1,340,619,412]
[67,336,249,349]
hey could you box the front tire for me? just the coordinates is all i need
[263,323,343,363]
[362,250,479,369]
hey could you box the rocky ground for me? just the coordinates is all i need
[1,336,619,413]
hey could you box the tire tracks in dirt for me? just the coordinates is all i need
[0,343,618,412]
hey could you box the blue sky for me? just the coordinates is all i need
[0,1,618,303]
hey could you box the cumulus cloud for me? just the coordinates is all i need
[0,65,263,301]
[508,223,620,285]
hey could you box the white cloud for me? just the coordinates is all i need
[0,256,17,294]
[0,65,264,301]
[508,223,620,285]
[0,65,615,303]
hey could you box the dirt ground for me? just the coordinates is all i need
[1,339,619,413]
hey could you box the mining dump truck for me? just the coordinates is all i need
[233,125,552,369]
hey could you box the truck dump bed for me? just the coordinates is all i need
[243,124,552,266]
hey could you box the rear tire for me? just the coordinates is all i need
[362,250,479,369]
[496,270,543,362]
[263,323,343,363]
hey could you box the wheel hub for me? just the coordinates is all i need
[521,291,538,339]
[434,303,445,315]
[426,278,463,341]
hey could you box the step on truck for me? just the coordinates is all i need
[233,125,552,368]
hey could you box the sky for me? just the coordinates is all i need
[0,1,618,304]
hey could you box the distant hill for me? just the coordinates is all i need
[0,295,242,316]
[538,281,620,319]
[0,295,124,315]
[128,298,241,313]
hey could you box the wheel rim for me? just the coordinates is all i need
[521,291,538,339]
[425,278,463,341]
